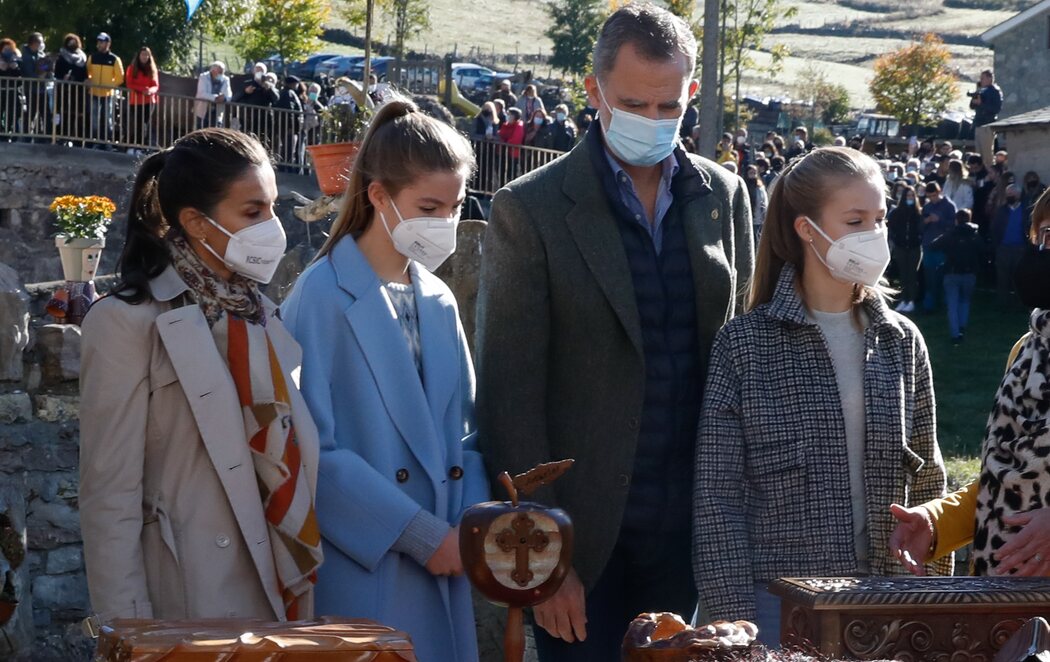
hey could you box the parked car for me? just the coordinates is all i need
[349,56,396,81]
[473,71,514,92]
[317,55,367,79]
[451,63,495,90]
[286,53,341,81]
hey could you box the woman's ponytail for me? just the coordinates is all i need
[316,95,475,260]
[113,150,171,304]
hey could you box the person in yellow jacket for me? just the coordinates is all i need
[86,32,123,147]
[890,203,1050,576]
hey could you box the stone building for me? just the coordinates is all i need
[988,106,1050,187]
[982,0,1050,119]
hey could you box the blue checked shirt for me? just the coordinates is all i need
[604,149,679,254]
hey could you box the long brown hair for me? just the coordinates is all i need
[315,97,476,259]
[132,46,158,80]
[749,146,886,310]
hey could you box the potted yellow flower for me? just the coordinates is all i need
[49,195,116,282]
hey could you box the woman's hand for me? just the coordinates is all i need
[993,509,1050,576]
[425,526,463,577]
[889,503,934,575]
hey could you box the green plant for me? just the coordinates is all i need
[49,195,115,241]
[319,103,373,144]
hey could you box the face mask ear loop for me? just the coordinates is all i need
[805,217,834,270]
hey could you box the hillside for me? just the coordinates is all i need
[208,0,1021,113]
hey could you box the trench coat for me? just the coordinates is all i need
[79,266,319,621]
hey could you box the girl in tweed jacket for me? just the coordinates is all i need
[693,148,951,643]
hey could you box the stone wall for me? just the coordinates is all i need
[992,11,1050,119]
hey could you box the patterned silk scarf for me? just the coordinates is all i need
[973,309,1050,575]
[169,238,322,618]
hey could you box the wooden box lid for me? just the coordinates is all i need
[96,617,417,660]
[770,577,1050,612]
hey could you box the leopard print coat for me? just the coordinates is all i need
[974,309,1050,575]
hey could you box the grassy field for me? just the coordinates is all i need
[333,0,1009,112]
[907,286,1030,487]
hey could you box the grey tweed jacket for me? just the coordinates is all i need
[693,265,952,621]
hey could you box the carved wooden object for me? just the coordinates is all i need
[461,461,575,662]
[771,577,1050,661]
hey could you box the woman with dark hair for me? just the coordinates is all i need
[744,163,767,244]
[79,128,322,623]
[54,33,88,144]
[125,46,159,150]
[0,38,24,136]
[694,147,950,643]
[281,97,489,662]
[888,184,923,313]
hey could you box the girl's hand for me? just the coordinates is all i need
[888,503,934,575]
[994,510,1050,576]
[425,526,463,577]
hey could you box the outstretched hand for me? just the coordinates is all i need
[993,509,1050,577]
[888,503,934,576]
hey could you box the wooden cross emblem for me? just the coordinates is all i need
[496,513,550,587]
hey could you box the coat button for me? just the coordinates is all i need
[449,466,464,480]
[618,474,631,488]
[627,417,639,431]
[215,534,231,548]
[396,468,410,483]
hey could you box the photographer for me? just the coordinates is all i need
[971,70,1003,166]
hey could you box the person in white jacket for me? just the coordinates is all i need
[942,158,975,211]
[194,61,233,129]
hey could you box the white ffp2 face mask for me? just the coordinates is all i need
[380,200,458,272]
[596,80,682,167]
[806,218,891,287]
[201,215,287,284]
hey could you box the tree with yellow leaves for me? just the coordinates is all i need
[869,34,959,131]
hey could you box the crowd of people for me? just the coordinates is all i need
[26,4,1048,662]
[0,29,378,167]
[705,122,1029,347]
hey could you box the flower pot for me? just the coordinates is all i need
[55,236,105,282]
[307,142,360,196]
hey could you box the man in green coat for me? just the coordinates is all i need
[475,4,755,659]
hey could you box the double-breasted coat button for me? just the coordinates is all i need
[396,468,410,483]
[449,466,464,480]
[618,474,631,488]
[215,534,231,548]
[627,417,639,431]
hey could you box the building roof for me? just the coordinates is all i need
[982,0,1050,43]
[988,105,1050,129]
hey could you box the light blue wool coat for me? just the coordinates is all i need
[280,236,490,662]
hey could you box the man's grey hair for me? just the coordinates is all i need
[593,3,697,80]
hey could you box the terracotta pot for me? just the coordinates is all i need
[306,142,360,196]
[55,236,105,282]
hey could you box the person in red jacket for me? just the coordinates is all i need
[125,46,159,151]
[498,106,525,184]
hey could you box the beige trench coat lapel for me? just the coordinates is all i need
[150,268,285,619]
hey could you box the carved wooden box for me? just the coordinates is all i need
[770,577,1050,661]
[94,617,418,660]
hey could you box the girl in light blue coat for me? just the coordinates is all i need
[281,98,489,661]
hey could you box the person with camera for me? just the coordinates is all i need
[971,70,1003,167]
